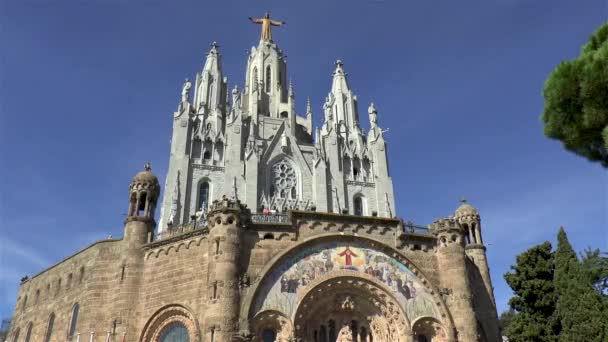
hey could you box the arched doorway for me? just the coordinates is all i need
[411,317,448,342]
[247,238,454,342]
[292,275,411,342]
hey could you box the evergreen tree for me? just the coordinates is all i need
[504,242,558,342]
[580,247,608,298]
[541,22,608,167]
[554,227,606,342]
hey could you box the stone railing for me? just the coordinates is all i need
[192,163,225,172]
[154,220,208,241]
[403,220,431,235]
[345,180,375,187]
[251,213,290,224]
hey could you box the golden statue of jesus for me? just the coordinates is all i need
[248,12,286,42]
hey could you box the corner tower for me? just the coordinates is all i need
[124,163,160,245]
[455,201,501,341]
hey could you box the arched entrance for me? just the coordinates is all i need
[292,274,411,342]
[246,238,455,342]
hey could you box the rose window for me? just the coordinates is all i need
[271,160,297,199]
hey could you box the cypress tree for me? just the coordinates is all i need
[504,242,558,342]
[554,227,606,342]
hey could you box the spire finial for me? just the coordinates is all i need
[209,41,219,55]
[144,162,152,171]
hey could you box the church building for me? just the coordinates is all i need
[7,13,501,342]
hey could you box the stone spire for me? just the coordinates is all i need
[194,41,227,115]
[327,60,360,132]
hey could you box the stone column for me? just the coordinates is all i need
[205,197,251,342]
[430,218,478,342]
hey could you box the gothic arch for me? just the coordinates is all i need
[292,273,412,342]
[251,310,293,342]
[196,178,212,211]
[241,234,456,340]
[139,304,200,342]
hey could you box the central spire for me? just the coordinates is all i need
[248,12,287,42]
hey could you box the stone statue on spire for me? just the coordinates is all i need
[248,12,286,42]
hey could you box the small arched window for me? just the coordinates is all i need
[68,303,79,337]
[265,65,271,93]
[138,192,147,215]
[354,196,364,216]
[24,322,33,342]
[203,150,212,160]
[192,138,202,159]
[79,267,85,283]
[67,273,73,288]
[22,295,27,310]
[44,313,55,342]
[159,322,189,342]
[35,289,40,304]
[262,329,276,342]
[198,182,210,211]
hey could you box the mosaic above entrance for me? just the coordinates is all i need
[253,241,440,322]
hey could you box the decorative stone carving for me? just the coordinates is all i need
[336,323,353,342]
[271,159,297,199]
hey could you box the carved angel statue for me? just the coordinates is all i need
[181,78,192,103]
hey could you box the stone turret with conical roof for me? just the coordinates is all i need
[455,199,501,341]
[125,162,160,245]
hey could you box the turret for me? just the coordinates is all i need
[204,197,251,341]
[243,39,289,121]
[455,200,501,341]
[124,163,160,245]
[430,217,478,341]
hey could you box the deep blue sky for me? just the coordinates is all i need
[1,0,606,320]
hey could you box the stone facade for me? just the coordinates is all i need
[7,33,500,342]
[157,37,395,232]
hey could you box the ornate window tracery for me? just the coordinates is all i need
[159,322,189,342]
[270,159,297,200]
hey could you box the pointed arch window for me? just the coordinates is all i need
[198,181,210,211]
[12,328,19,342]
[44,313,55,342]
[265,65,271,93]
[24,322,33,342]
[68,303,79,337]
[252,67,258,90]
[354,196,364,216]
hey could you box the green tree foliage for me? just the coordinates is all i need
[580,247,608,298]
[541,22,608,167]
[504,242,558,342]
[554,228,606,342]
[498,309,516,334]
